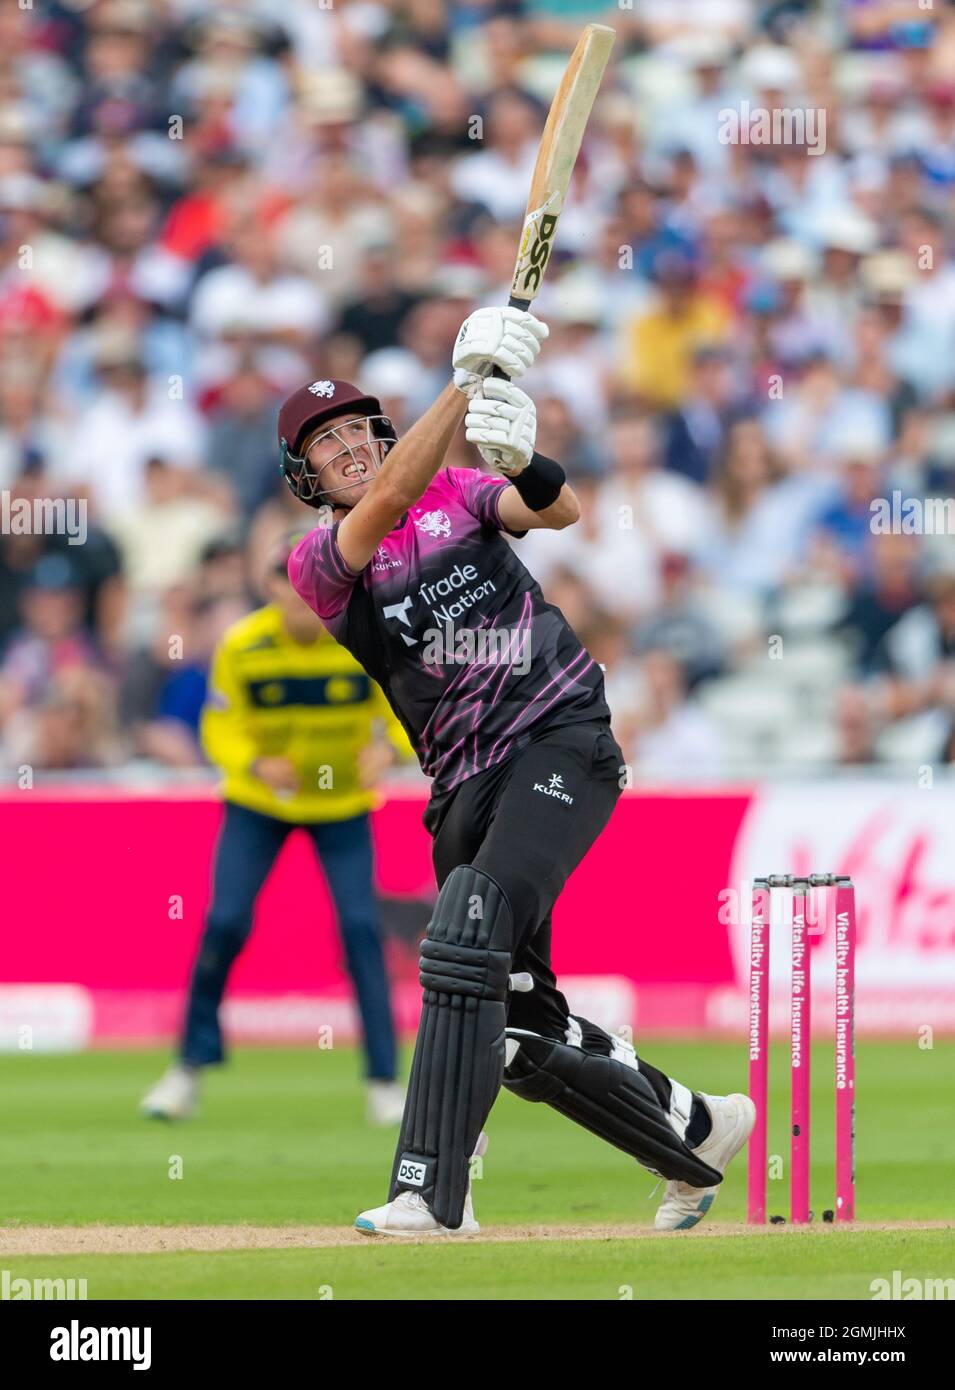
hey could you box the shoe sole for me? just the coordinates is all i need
[354,1217,479,1238]
[672,1192,715,1231]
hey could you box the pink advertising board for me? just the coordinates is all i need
[1,783,953,1047]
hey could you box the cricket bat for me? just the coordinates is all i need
[507,23,616,314]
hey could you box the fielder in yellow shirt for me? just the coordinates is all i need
[141,534,413,1126]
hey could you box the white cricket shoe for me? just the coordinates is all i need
[654,1092,756,1231]
[140,1064,200,1121]
[355,1133,487,1237]
[366,1080,406,1127]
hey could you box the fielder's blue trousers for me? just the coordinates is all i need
[180,801,397,1080]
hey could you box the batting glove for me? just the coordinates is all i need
[452,367,485,400]
[465,378,537,475]
[453,305,549,381]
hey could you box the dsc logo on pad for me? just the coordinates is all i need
[398,1160,427,1187]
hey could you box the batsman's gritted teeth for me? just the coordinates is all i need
[300,412,386,510]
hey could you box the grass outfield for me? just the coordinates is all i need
[4,1231,955,1301]
[1,1041,953,1299]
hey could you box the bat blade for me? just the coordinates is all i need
[509,23,616,307]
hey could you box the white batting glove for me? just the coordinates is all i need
[451,368,485,399]
[465,378,536,476]
[453,305,549,381]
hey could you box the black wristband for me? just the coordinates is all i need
[510,451,566,511]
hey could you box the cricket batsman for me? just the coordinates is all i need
[280,305,756,1234]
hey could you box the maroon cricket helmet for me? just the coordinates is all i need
[277,378,396,509]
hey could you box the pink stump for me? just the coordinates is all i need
[748,879,771,1223]
[790,879,811,1223]
[834,877,856,1222]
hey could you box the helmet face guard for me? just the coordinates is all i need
[280,413,397,510]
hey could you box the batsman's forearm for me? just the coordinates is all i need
[537,483,581,528]
[375,382,468,510]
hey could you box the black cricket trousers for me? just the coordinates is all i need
[422,715,624,1038]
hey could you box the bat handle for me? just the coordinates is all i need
[491,295,534,381]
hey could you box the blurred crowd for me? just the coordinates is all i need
[2,0,955,780]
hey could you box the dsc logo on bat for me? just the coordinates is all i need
[516,213,559,296]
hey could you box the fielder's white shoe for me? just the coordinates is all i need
[140,1064,200,1121]
[366,1080,406,1127]
[654,1092,756,1231]
[355,1133,487,1236]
